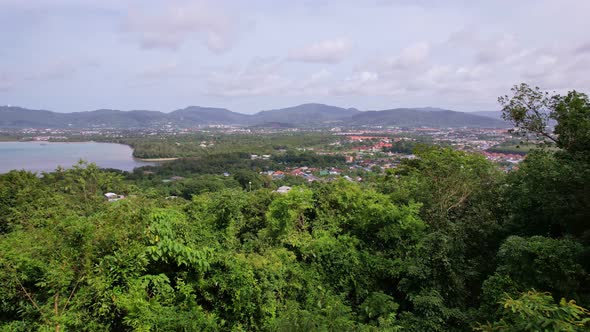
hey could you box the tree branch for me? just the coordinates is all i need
[14,274,50,324]
[61,276,83,313]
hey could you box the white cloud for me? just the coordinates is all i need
[288,38,352,64]
[475,34,519,64]
[206,57,290,96]
[123,1,241,53]
[24,58,100,81]
[308,68,332,82]
[289,69,337,96]
[321,39,495,99]
[364,42,431,77]
[0,71,15,91]
[575,42,590,55]
[395,42,430,67]
[455,65,487,80]
[447,28,525,65]
[226,31,581,104]
[358,71,379,82]
[137,62,180,80]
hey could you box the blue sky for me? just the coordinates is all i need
[1,0,589,113]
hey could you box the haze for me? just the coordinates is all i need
[1,0,589,113]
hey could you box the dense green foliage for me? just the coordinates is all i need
[117,133,338,159]
[0,85,589,331]
[486,140,536,155]
[476,291,590,331]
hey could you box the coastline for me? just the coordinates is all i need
[0,139,181,162]
[0,141,159,173]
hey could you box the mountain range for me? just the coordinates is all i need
[0,104,509,129]
[471,111,504,120]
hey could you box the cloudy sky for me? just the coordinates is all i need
[1,0,589,113]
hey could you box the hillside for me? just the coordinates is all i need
[251,103,361,126]
[348,108,509,128]
[0,104,509,129]
[0,106,244,129]
[169,106,250,126]
[66,109,169,128]
[471,111,504,120]
[0,106,65,128]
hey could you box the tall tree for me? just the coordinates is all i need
[498,83,590,153]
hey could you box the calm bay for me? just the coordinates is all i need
[0,141,153,173]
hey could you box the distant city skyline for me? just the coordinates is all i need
[1,0,589,113]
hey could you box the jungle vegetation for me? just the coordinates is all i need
[0,84,589,331]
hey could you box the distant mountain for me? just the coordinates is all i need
[473,110,559,127]
[409,107,452,112]
[347,108,509,128]
[169,106,250,126]
[65,109,169,128]
[0,104,509,129]
[252,103,361,126]
[471,111,504,120]
[0,105,245,129]
[248,122,297,129]
[0,106,64,128]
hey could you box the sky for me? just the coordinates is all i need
[1,0,589,114]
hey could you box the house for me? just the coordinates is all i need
[272,171,285,179]
[373,142,393,149]
[104,192,117,199]
[274,186,292,194]
[305,175,319,182]
[290,168,305,176]
[329,168,342,175]
[104,192,125,202]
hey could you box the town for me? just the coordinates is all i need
[1,124,529,182]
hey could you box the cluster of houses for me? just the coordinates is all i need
[250,154,272,160]
[161,176,185,183]
[261,166,347,182]
[337,128,516,155]
[199,141,215,148]
[481,151,525,164]
[334,129,531,173]
[346,135,397,152]
[354,142,394,152]
[28,136,68,141]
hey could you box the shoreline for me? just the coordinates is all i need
[0,139,182,163]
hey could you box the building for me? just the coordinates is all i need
[104,192,125,202]
[274,186,292,194]
[272,171,285,179]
